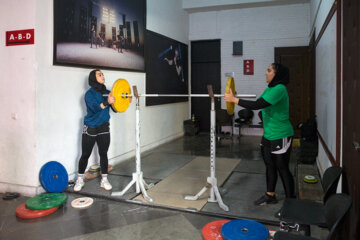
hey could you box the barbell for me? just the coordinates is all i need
[109,78,256,115]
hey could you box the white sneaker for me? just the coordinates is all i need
[101,178,112,191]
[74,177,85,192]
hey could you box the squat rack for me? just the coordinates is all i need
[111,83,256,211]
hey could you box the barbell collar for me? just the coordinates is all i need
[207,85,214,99]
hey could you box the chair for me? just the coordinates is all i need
[278,166,342,226]
[216,109,234,140]
[235,109,253,136]
[274,193,352,240]
[321,166,342,203]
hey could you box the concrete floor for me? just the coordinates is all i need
[0,134,326,240]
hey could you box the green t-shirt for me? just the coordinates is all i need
[260,84,293,140]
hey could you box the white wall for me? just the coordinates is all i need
[313,0,334,38]
[0,0,38,196]
[315,15,336,159]
[310,0,320,35]
[148,0,189,44]
[189,3,310,124]
[0,0,189,196]
[310,0,337,173]
[317,142,333,177]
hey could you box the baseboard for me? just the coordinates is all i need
[249,124,263,128]
[68,132,184,181]
[232,126,263,136]
[0,182,46,197]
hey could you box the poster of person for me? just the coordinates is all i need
[54,0,145,72]
[145,30,188,106]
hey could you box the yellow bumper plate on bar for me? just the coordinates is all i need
[225,77,236,115]
[111,79,131,112]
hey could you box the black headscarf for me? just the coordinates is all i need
[88,69,106,93]
[268,63,290,87]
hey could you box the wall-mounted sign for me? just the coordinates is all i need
[6,29,34,46]
[244,59,254,75]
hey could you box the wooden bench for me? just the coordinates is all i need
[297,163,323,202]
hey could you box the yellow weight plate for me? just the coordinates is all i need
[225,77,236,115]
[110,79,131,113]
[304,175,318,184]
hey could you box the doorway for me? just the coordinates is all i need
[275,47,313,137]
[191,40,221,132]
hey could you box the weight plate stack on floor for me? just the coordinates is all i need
[16,203,59,219]
[39,161,68,193]
[71,197,94,209]
[88,164,100,173]
[85,164,113,180]
[202,220,230,240]
[25,193,67,210]
[221,219,269,240]
[304,175,318,184]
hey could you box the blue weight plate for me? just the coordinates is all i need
[221,219,269,240]
[40,161,68,193]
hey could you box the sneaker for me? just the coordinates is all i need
[100,178,112,191]
[74,178,85,192]
[254,193,278,206]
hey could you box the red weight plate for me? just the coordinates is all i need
[16,203,59,219]
[202,220,230,240]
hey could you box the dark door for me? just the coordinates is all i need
[342,0,360,239]
[275,47,313,137]
[191,40,221,132]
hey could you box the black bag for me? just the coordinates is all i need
[299,139,318,164]
[298,116,318,141]
[184,120,199,136]
[298,116,318,164]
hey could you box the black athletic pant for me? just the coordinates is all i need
[261,139,294,198]
[78,124,110,175]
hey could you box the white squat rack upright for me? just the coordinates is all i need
[184,86,228,211]
[111,87,154,202]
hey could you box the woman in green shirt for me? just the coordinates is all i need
[225,63,294,206]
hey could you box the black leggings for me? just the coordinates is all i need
[261,141,294,198]
[78,132,110,174]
